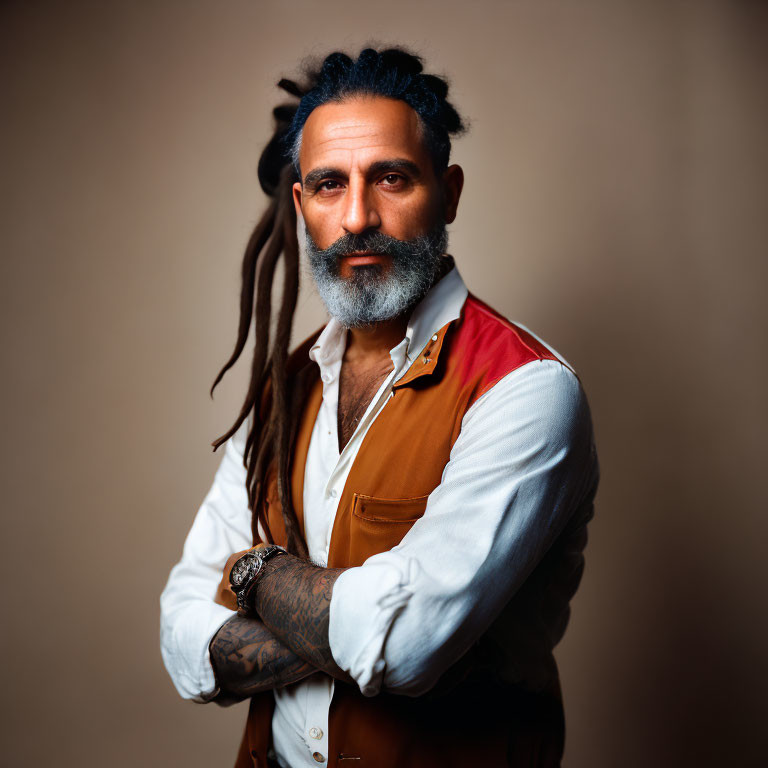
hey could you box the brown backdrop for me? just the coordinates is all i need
[1,1,766,766]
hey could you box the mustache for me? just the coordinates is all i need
[309,231,414,260]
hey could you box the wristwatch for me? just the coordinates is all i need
[229,544,287,615]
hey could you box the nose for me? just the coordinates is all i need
[340,179,381,234]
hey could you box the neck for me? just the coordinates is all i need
[344,313,409,363]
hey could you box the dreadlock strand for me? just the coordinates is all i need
[239,222,284,459]
[210,202,276,397]
[212,218,285,453]
[248,416,276,543]
[241,175,294,547]
[271,167,305,557]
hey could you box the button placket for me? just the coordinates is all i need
[301,678,331,766]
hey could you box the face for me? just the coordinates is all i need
[293,96,463,327]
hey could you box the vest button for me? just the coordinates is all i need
[312,752,326,763]
[432,334,438,342]
[309,726,323,740]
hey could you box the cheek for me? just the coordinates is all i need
[302,208,339,248]
[386,193,442,236]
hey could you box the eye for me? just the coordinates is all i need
[379,173,406,189]
[319,179,342,192]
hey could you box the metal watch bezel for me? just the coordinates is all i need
[229,546,287,613]
[230,552,260,591]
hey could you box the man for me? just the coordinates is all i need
[161,48,598,768]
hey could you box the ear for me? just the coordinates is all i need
[292,181,303,218]
[442,164,464,224]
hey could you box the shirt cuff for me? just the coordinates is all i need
[328,556,418,696]
[161,601,235,702]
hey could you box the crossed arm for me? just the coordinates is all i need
[209,555,352,702]
[161,360,596,704]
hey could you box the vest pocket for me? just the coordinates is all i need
[347,493,430,563]
[352,493,430,523]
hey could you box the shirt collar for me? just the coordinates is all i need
[402,261,467,368]
[308,261,468,378]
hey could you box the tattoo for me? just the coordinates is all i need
[209,614,316,702]
[253,555,352,681]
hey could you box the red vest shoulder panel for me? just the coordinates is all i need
[452,293,560,405]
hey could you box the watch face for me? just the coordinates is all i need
[231,555,257,587]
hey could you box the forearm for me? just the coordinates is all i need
[209,614,318,702]
[253,554,352,682]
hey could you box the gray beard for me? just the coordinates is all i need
[304,225,448,328]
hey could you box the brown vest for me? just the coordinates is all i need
[222,295,572,768]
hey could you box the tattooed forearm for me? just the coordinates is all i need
[253,555,353,682]
[209,614,317,702]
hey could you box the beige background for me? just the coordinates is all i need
[1,1,766,766]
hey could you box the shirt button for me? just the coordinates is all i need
[309,727,323,740]
[321,372,332,384]
[329,488,338,498]
[313,752,325,763]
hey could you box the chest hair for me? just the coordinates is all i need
[337,358,394,452]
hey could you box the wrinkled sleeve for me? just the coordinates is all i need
[160,425,252,701]
[328,359,598,697]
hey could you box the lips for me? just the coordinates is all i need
[341,252,389,266]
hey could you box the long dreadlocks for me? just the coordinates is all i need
[210,47,466,558]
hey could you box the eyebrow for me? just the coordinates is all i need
[302,158,423,188]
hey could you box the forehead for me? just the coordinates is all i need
[298,96,429,172]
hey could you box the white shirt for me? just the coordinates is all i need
[160,265,599,768]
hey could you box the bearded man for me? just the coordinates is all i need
[161,48,598,768]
